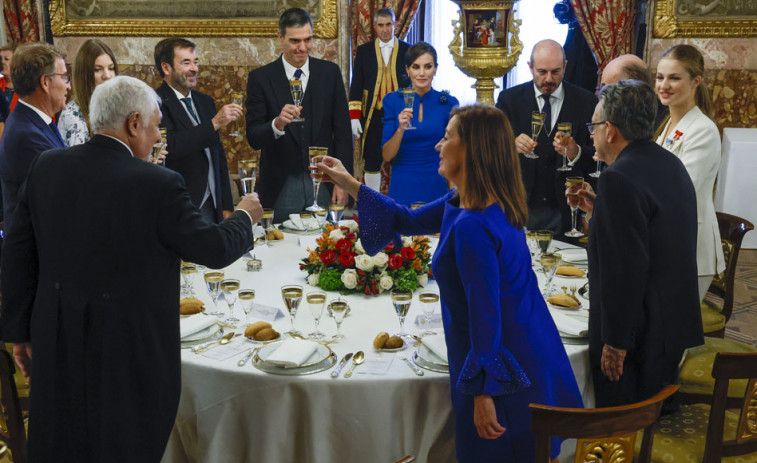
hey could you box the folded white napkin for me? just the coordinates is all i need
[253,224,266,239]
[180,314,218,339]
[422,334,448,362]
[288,213,305,229]
[265,339,319,368]
[549,310,589,337]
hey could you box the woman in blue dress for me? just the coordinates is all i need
[316,104,583,462]
[382,42,458,206]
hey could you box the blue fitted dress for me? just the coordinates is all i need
[382,89,458,206]
[356,185,583,462]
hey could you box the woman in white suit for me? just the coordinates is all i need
[655,44,724,301]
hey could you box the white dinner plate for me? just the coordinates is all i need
[554,248,588,266]
[412,351,448,373]
[181,323,221,343]
[416,344,448,367]
[256,341,331,369]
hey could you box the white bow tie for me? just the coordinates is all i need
[379,41,393,49]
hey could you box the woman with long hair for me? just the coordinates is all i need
[58,39,118,146]
[316,104,582,462]
[655,44,724,301]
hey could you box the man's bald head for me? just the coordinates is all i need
[601,54,652,86]
[529,39,566,64]
[528,40,567,96]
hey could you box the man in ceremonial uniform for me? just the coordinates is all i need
[348,8,408,191]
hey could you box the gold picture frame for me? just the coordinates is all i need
[49,0,338,38]
[654,0,757,38]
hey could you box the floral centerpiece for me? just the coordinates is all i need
[299,220,432,295]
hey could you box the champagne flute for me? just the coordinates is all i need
[539,252,562,297]
[536,230,553,255]
[418,292,439,336]
[281,284,303,335]
[239,289,255,324]
[221,279,240,323]
[589,159,602,178]
[524,111,545,159]
[391,289,412,337]
[328,298,349,342]
[306,146,328,212]
[229,91,244,137]
[402,88,416,130]
[238,159,258,195]
[306,291,326,339]
[204,270,224,315]
[525,230,539,267]
[180,261,197,296]
[261,208,274,246]
[565,176,585,238]
[290,79,304,122]
[328,203,344,224]
[151,142,164,165]
[313,210,328,230]
[556,122,573,172]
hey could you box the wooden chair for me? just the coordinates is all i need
[0,348,26,463]
[647,352,757,462]
[393,456,415,463]
[701,212,753,337]
[530,384,678,462]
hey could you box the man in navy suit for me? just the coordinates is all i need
[154,37,242,224]
[496,39,597,234]
[0,43,69,231]
[246,7,352,222]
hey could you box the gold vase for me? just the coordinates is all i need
[449,0,523,104]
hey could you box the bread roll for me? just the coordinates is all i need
[547,293,581,308]
[179,298,205,315]
[267,229,284,240]
[556,265,586,277]
[373,332,389,349]
[385,336,404,349]
[254,327,279,341]
[244,321,272,338]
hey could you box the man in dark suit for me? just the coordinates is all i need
[348,8,408,191]
[584,80,702,410]
[246,7,352,222]
[496,39,597,233]
[0,76,262,462]
[0,43,69,231]
[154,37,242,224]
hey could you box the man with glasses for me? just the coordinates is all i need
[0,43,69,230]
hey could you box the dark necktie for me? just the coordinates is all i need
[181,97,198,125]
[49,121,65,147]
[294,68,303,79]
[541,94,552,136]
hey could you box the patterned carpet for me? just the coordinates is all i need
[724,249,757,344]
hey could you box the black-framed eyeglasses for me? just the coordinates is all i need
[586,121,607,135]
[47,73,70,84]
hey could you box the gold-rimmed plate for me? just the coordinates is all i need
[554,248,588,267]
[255,340,332,369]
[252,342,336,376]
[245,332,282,345]
[412,351,448,373]
[375,339,407,353]
[180,323,221,343]
[416,344,448,367]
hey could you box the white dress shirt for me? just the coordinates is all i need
[533,82,581,164]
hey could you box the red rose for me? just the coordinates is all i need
[339,252,355,267]
[400,247,415,260]
[388,254,403,270]
[384,241,395,252]
[320,249,337,265]
[336,238,352,253]
[346,232,357,241]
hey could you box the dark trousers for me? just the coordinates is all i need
[362,108,384,173]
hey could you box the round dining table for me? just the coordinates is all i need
[160,231,592,463]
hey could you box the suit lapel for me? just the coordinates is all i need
[19,104,66,149]
[160,82,196,129]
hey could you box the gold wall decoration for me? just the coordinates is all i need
[49,0,338,37]
[653,0,757,38]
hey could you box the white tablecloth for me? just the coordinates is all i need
[715,128,757,248]
[161,234,591,463]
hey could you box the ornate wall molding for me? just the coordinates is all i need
[653,0,757,38]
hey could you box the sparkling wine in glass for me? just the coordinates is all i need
[151,142,164,164]
[402,88,416,130]
[539,252,562,297]
[536,230,553,255]
[239,289,255,324]
[180,261,197,296]
[238,159,258,195]
[204,270,224,316]
[391,290,412,336]
[306,291,326,340]
[281,285,303,335]
[565,176,585,238]
[525,111,545,159]
[589,159,602,178]
[525,230,539,267]
[328,203,345,224]
[221,279,240,324]
[329,298,349,342]
[229,91,244,137]
[556,122,573,172]
[290,79,304,123]
[261,208,274,246]
[418,292,439,336]
[306,146,328,212]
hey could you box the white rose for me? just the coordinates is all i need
[379,274,394,291]
[341,269,358,289]
[342,220,359,233]
[355,254,374,272]
[372,252,389,269]
[402,236,413,248]
[329,229,345,243]
[417,273,428,287]
[354,239,366,255]
[307,273,320,286]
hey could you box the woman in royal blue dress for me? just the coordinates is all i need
[317,104,582,462]
[382,42,458,206]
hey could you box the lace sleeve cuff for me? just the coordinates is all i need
[456,348,532,397]
[356,184,402,256]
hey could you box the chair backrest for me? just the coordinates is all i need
[393,456,415,463]
[530,385,678,463]
[702,352,757,462]
[709,212,754,321]
[0,348,26,463]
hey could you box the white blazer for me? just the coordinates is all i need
[656,105,725,277]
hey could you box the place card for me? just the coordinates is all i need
[201,338,249,361]
[357,355,394,375]
[252,304,285,322]
[414,313,442,329]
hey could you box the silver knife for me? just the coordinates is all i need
[238,348,256,367]
[331,352,353,378]
[401,355,424,376]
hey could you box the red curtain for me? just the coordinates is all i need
[3,0,42,43]
[570,0,636,88]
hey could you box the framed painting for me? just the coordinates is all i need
[49,0,338,37]
[654,0,757,38]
